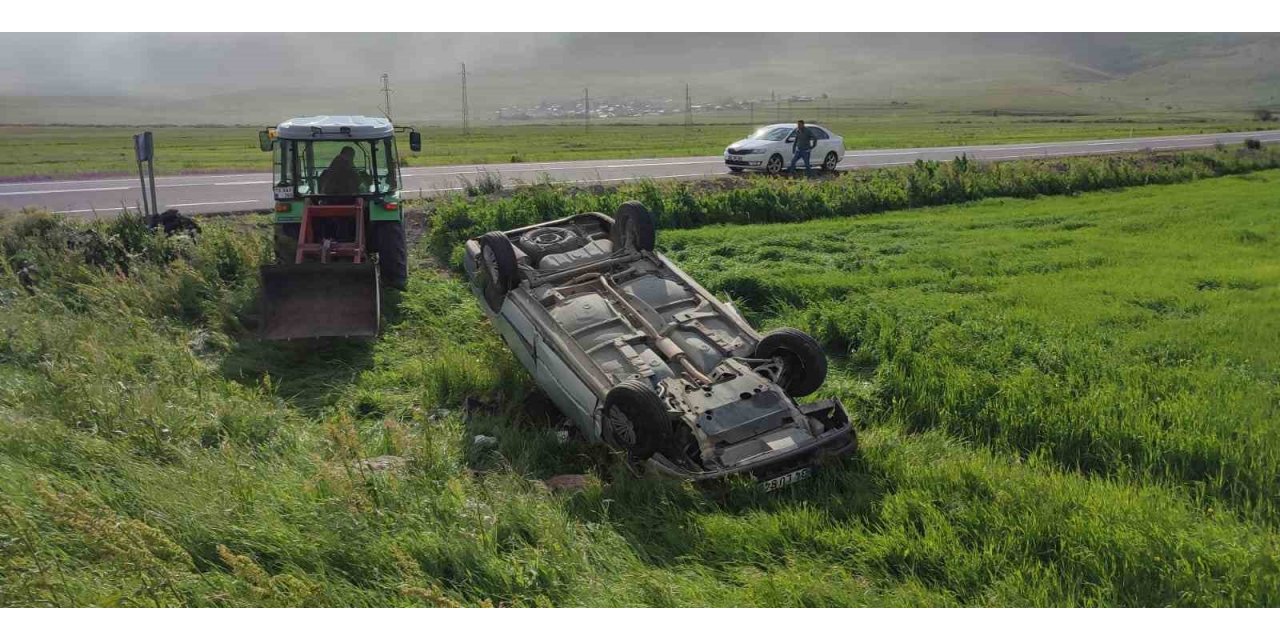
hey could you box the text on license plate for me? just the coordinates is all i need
[761,467,812,491]
[728,156,744,162]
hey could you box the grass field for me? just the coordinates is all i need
[1,106,1273,180]
[1,170,1278,606]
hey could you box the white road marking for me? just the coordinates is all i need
[214,180,271,186]
[0,171,278,188]
[53,207,123,214]
[400,159,719,179]
[1,185,132,196]
[167,199,263,208]
[0,180,249,196]
[399,172,714,198]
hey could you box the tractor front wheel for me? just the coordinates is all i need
[373,221,408,290]
[273,223,300,264]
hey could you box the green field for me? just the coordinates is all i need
[1,170,1278,606]
[1,106,1274,180]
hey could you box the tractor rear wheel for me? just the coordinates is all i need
[374,221,408,290]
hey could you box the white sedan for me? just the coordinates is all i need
[724,123,845,174]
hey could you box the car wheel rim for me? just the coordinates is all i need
[482,245,500,285]
[825,154,838,171]
[607,406,637,446]
[775,352,803,390]
[767,157,782,173]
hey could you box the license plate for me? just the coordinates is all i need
[761,467,812,491]
[273,186,294,199]
[728,156,744,162]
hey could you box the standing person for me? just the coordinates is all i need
[788,120,817,177]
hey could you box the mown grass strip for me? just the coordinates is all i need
[426,146,1280,267]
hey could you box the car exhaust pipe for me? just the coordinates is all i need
[596,275,714,386]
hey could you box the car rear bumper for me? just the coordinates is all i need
[647,398,857,482]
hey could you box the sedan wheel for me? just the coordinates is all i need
[765,154,784,175]
[823,152,839,172]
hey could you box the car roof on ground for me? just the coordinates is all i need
[276,115,394,140]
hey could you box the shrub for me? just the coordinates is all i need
[459,169,504,197]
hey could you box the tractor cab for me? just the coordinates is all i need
[256,115,422,340]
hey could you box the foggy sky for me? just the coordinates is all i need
[3,33,1255,97]
[0,33,1272,125]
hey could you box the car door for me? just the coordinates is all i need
[775,127,796,158]
[809,126,832,160]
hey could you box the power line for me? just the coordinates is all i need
[379,73,393,121]
[460,63,470,136]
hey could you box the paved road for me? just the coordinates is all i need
[4,129,1279,218]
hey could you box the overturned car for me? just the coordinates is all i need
[463,202,856,489]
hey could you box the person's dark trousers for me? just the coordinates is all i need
[788,148,812,177]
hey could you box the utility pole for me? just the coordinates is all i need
[684,84,693,127]
[379,73,393,121]
[584,87,590,132]
[460,63,470,136]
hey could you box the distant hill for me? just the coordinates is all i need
[1,33,1276,125]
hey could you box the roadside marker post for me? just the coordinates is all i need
[146,133,158,221]
[133,131,158,220]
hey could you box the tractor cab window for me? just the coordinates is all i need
[278,139,398,198]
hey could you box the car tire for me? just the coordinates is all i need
[765,154,784,175]
[517,226,585,260]
[610,201,656,252]
[823,152,840,172]
[602,379,669,459]
[373,221,408,290]
[754,327,828,397]
[478,231,518,312]
[273,223,299,264]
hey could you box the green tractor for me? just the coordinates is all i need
[256,115,421,340]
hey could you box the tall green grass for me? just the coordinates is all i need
[2,174,1279,606]
[662,171,1280,523]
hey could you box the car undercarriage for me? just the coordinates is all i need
[463,203,856,487]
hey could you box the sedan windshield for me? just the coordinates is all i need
[749,126,794,142]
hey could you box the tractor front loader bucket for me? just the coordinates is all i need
[260,262,381,340]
